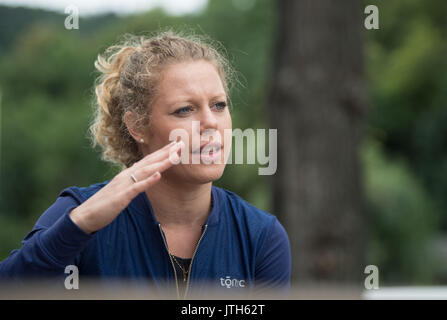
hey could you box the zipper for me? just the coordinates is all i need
[183,224,208,299]
[158,223,180,299]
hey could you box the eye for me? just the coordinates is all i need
[173,106,193,116]
[214,101,227,111]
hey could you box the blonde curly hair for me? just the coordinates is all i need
[89,30,234,169]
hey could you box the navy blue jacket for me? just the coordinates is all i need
[0,181,291,298]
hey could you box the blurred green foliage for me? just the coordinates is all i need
[0,0,445,284]
[363,138,440,284]
[366,0,447,226]
[364,0,447,284]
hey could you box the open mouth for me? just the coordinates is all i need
[192,142,223,162]
[192,142,222,155]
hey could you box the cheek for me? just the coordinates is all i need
[222,107,232,126]
[225,113,232,129]
[221,112,232,138]
[146,122,175,153]
[160,122,194,151]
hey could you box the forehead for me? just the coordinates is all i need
[156,60,226,104]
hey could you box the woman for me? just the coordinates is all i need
[0,31,291,299]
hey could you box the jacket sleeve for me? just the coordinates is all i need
[0,194,93,280]
[254,217,291,294]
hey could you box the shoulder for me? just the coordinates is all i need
[213,186,288,252]
[214,188,291,287]
[215,186,276,224]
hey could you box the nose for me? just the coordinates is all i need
[199,106,218,135]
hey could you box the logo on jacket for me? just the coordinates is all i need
[220,276,245,288]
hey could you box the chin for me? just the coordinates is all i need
[173,163,226,185]
[194,165,226,183]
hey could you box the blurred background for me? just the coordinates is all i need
[0,0,446,296]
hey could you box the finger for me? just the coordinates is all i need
[133,141,184,170]
[134,140,177,167]
[132,141,177,168]
[125,171,161,199]
[139,141,184,169]
[132,155,177,182]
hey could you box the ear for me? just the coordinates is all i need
[123,111,145,143]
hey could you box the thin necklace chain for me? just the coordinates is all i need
[169,194,213,283]
[171,255,189,282]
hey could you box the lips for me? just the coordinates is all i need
[193,142,222,154]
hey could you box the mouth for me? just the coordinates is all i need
[192,142,222,155]
[192,142,223,162]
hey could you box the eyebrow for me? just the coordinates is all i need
[166,93,227,107]
[209,94,228,102]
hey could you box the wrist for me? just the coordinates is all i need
[69,206,95,234]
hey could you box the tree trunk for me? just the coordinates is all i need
[268,0,368,285]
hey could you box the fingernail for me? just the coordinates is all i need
[169,152,180,164]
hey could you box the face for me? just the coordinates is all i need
[142,60,232,185]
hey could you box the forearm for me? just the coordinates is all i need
[0,207,93,278]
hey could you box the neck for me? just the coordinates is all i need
[145,178,213,228]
